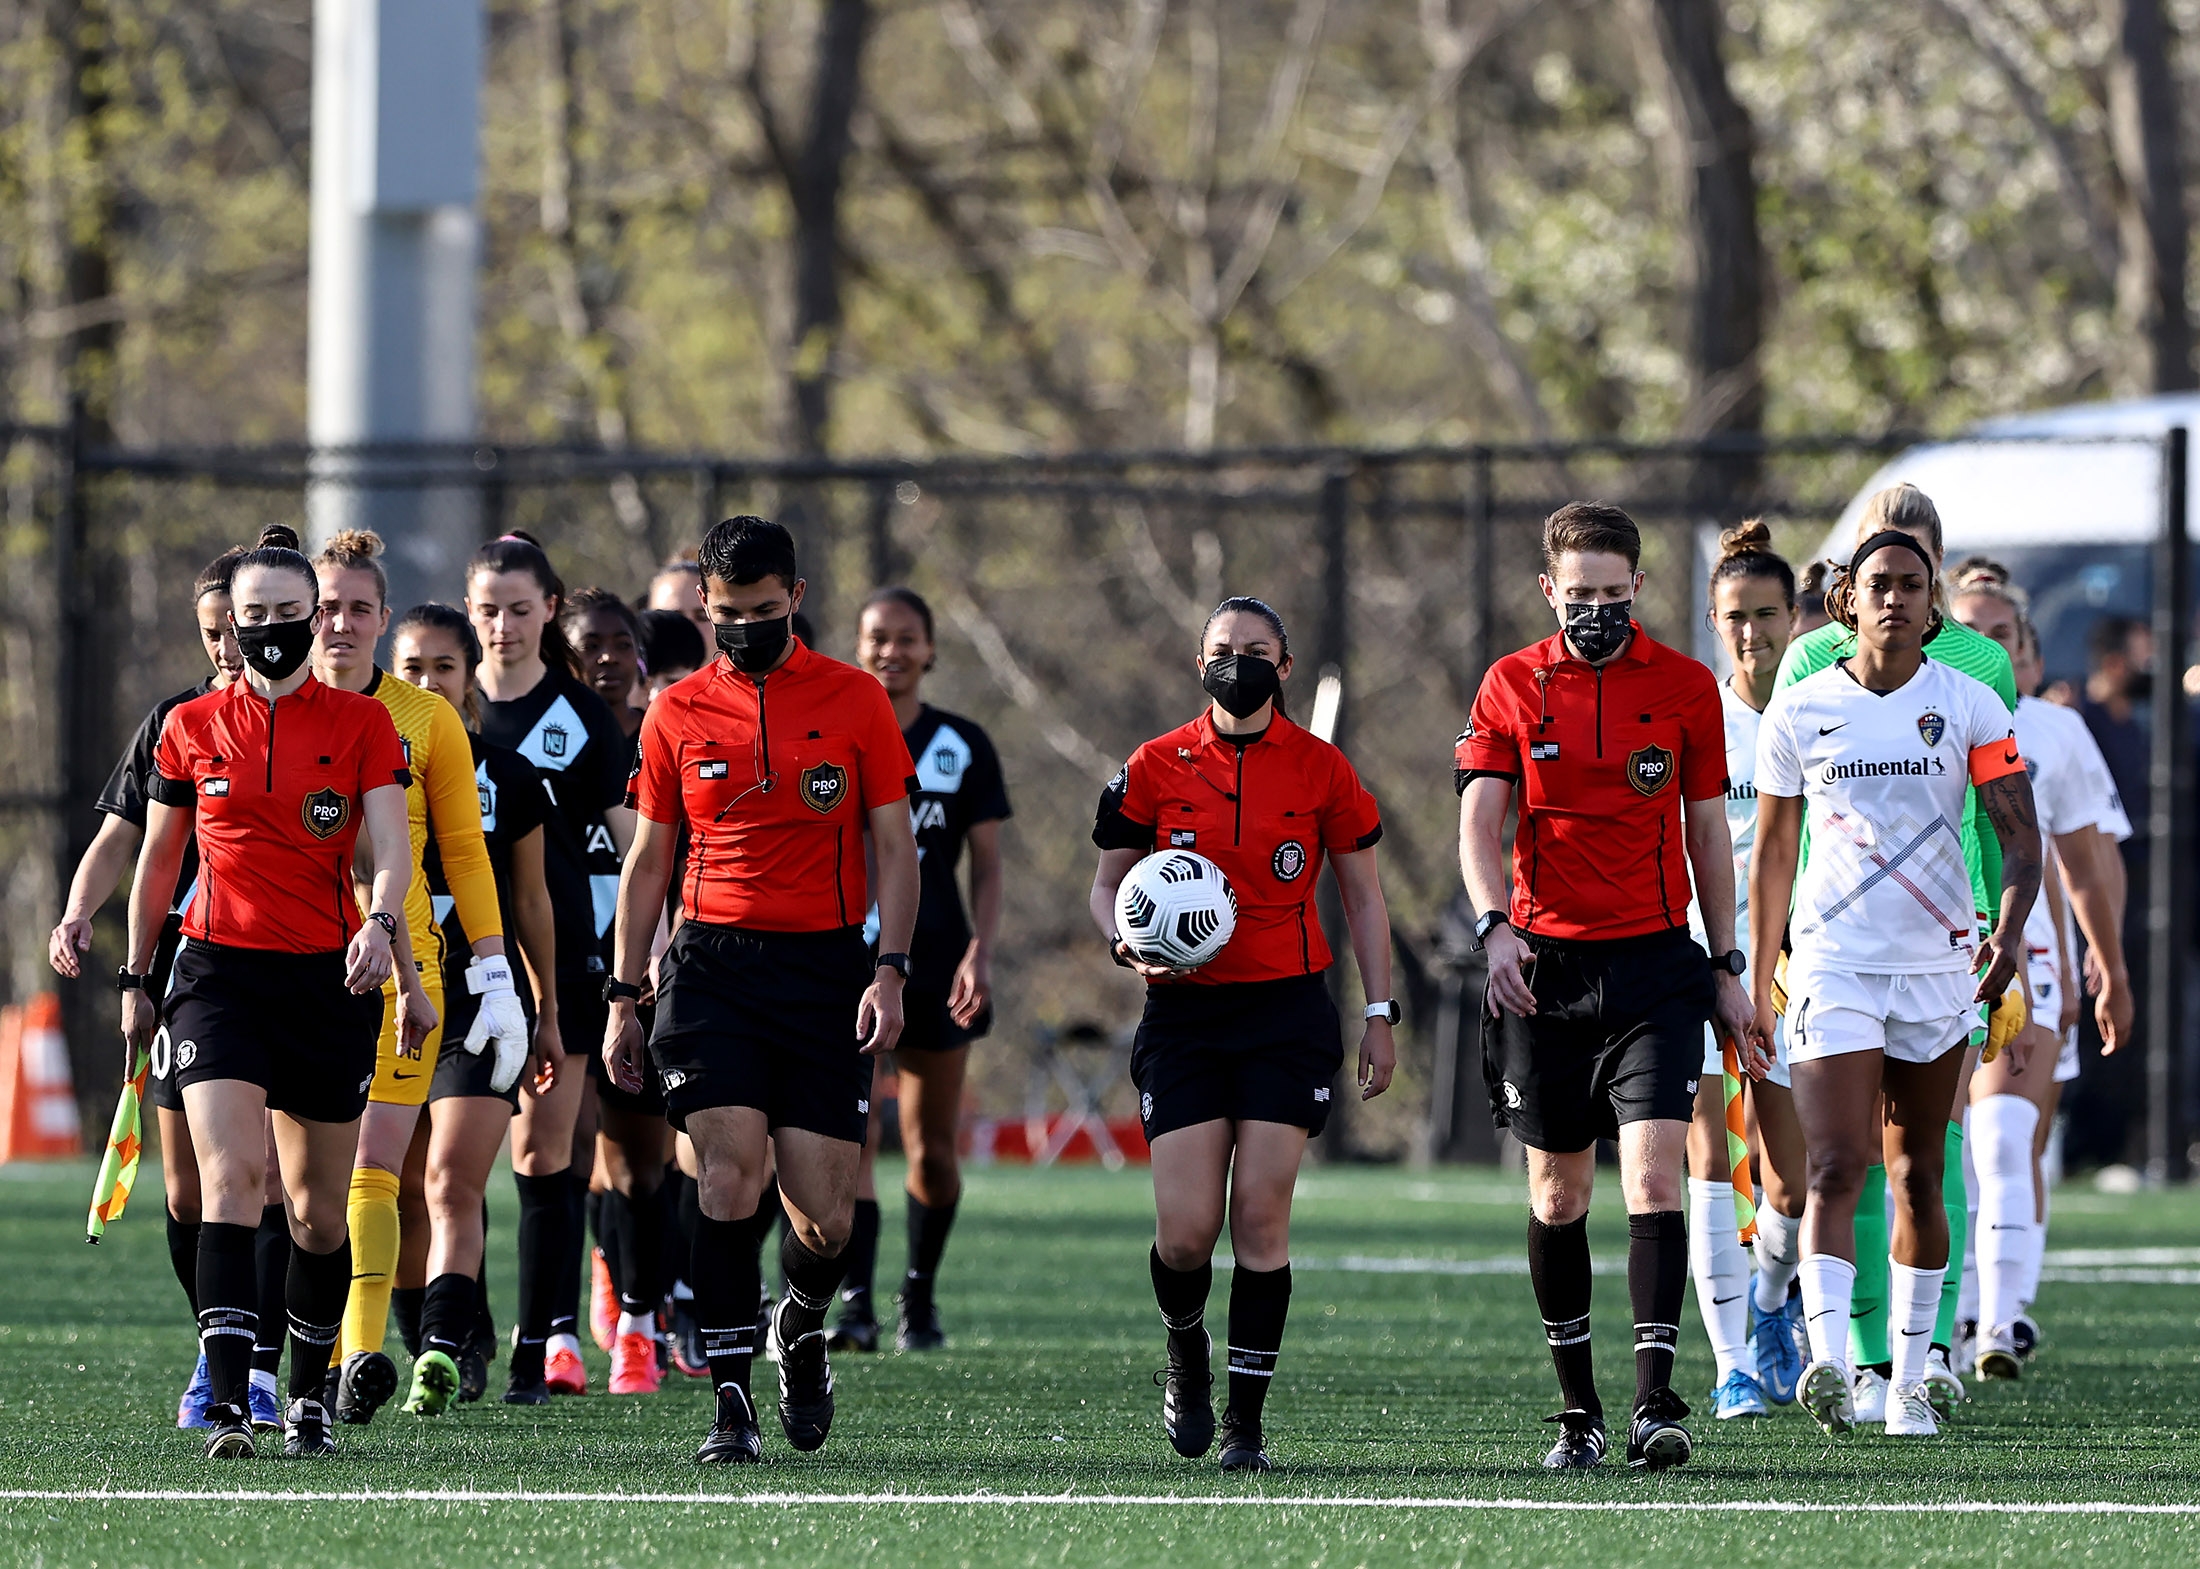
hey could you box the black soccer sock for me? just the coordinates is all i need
[513,1170,567,1378]
[252,1204,289,1376]
[1149,1245,1212,1333]
[392,1286,425,1358]
[1629,1209,1688,1410]
[285,1236,352,1404]
[476,1196,496,1348]
[903,1193,960,1295]
[655,1167,683,1301]
[691,1211,762,1396]
[613,1184,666,1318]
[195,1221,258,1416]
[420,1272,478,1361]
[595,1185,628,1306]
[676,1169,702,1288]
[778,1229,847,1340]
[842,1198,880,1307]
[752,1175,784,1289]
[166,1210,202,1318]
[552,1169,587,1341]
[1527,1214,1600,1421]
[1225,1264,1292,1428]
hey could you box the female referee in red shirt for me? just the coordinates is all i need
[121,534,413,1460]
[1090,596,1396,1475]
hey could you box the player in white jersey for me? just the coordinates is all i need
[1685,523,1808,1418]
[1947,564,2132,1377]
[1747,529,2042,1439]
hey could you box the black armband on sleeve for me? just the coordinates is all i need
[1354,824,1383,851]
[1091,771,1153,852]
[1454,767,1516,797]
[146,773,195,808]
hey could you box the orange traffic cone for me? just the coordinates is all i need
[0,993,84,1162]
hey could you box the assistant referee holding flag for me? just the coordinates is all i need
[1455,502,1758,1473]
[604,516,920,1464]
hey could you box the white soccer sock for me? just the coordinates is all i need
[1687,1177,1753,1383]
[2017,1183,2051,1313]
[1889,1259,1945,1389]
[617,1310,654,1339]
[1974,1094,2041,1333]
[547,1331,583,1359]
[1753,1209,1802,1315]
[1958,1111,1981,1325]
[1798,1254,1856,1369]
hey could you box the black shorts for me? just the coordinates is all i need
[648,923,873,1142]
[895,985,989,1054]
[577,980,666,1117]
[160,939,383,1124]
[425,967,535,1110]
[1131,972,1344,1142]
[1481,926,1713,1152]
[147,915,189,1113]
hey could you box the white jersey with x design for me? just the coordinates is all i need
[2015,693,2132,1066]
[1757,656,2017,976]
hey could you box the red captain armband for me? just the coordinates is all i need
[1968,737,2027,787]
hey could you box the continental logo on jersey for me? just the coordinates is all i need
[800,761,849,813]
[1626,743,1673,796]
[1917,711,1946,747]
[1821,756,1948,781]
[302,787,350,839]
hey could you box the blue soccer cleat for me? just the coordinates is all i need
[1711,1368,1770,1420]
[1752,1292,1805,1405]
[176,1354,215,1429]
[248,1374,283,1432]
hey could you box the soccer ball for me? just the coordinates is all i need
[1114,851,1237,969]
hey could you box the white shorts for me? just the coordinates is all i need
[2026,943,2082,1083]
[2055,1028,2081,1084]
[1784,962,1976,1067]
[1703,1018,1792,1089]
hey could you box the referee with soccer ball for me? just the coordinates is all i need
[604,516,920,1464]
[1092,595,1395,1474]
[1456,503,1757,1473]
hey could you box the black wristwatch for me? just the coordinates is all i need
[602,978,643,1004]
[875,951,911,981]
[367,911,398,942]
[1711,949,1747,976]
[1473,910,1510,949]
[115,966,148,994]
[1109,934,1135,968]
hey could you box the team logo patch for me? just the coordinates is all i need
[175,1039,198,1073]
[857,1099,870,1115]
[1140,1091,1154,1124]
[1313,1086,1330,1103]
[1501,1080,1523,1110]
[1625,743,1674,796]
[799,761,849,813]
[1272,840,1307,881]
[1169,828,1197,848]
[201,777,230,797]
[1917,711,1946,747]
[540,722,569,760]
[301,787,349,839]
[697,759,730,780]
[661,1068,687,1091]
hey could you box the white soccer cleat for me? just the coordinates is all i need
[1799,1359,1855,1435]
[1848,1365,1889,1424]
[1924,1347,1966,1418]
[1883,1382,1940,1437]
[1976,1324,2022,1382]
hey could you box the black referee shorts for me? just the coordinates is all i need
[146,915,189,1114]
[161,938,382,1124]
[1131,972,1345,1142]
[1481,926,1712,1152]
[647,923,873,1143]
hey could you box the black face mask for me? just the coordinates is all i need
[233,615,317,681]
[1562,599,1634,663]
[716,614,791,675]
[1201,653,1281,719]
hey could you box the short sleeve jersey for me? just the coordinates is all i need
[902,706,1012,987]
[1092,710,1381,986]
[2015,693,2132,976]
[479,666,630,980]
[149,674,411,954]
[628,639,917,932]
[1756,657,2024,975]
[99,679,213,919]
[425,735,548,998]
[1454,623,1728,941]
[1688,682,1764,964]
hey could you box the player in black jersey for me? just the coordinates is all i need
[827,588,1009,1354]
[467,533,636,1401]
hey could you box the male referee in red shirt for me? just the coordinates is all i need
[1455,502,1760,1473]
[603,517,920,1464]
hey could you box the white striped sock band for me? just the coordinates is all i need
[1226,1348,1278,1377]
[1544,1315,1591,1348]
[287,1314,340,1350]
[198,1308,257,1342]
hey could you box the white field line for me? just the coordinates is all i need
[3,1490,2199,1515]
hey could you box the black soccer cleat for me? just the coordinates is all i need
[282,1396,338,1457]
[500,1372,550,1406]
[1541,1409,1608,1470]
[895,1286,946,1352]
[2011,1313,2039,1361]
[826,1293,880,1354]
[671,1297,711,1378]
[335,1349,398,1426]
[202,1404,256,1460]
[456,1345,489,1404]
[1155,1326,1216,1458]
[1627,1388,1694,1472]
[771,1299,837,1452]
[696,1385,764,1465]
[1216,1413,1272,1472]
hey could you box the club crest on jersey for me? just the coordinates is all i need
[301,787,349,839]
[1272,840,1307,881]
[1917,711,1946,747]
[1625,742,1673,796]
[540,721,569,760]
[800,760,848,813]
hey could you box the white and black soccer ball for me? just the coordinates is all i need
[1114,851,1237,969]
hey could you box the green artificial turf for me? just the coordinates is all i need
[3,1159,2197,1566]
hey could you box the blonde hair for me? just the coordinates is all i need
[314,527,389,607]
[1829,484,1948,633]
[1948,555,2036,656]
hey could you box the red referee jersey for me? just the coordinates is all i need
[1454,622,1726,941]
[1094,710,1381,985]
[627,638,916,931]
[150,674,412,953]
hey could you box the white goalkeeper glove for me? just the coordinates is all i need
[462,954,529,1094]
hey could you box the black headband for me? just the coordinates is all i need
[1849,529,1935,578]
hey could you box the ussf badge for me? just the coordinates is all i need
[799,761,849,814]
[1272,840,1307,881]
[1625,743,1673,797]
[1917,711,1946,747]
[301,787,349,839]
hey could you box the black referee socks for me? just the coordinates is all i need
[778,1230,848,1340]
[166,1210,201,1317]
[195,1221,259,1414]
[285,1235,351,1402]
[1527,1214,1599,1421]
[254,1204,290,1375]
[691,1212,762,1394]
[904,1194,959,1296]
[1149,1245,1212,1332]
[1226,1264,1292,1428]
[1628,1209,1687,1410]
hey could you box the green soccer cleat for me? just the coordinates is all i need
[404,1349,461,1417]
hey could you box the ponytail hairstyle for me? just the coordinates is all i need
[194,544,247,602]
[230,523,317,603]
[394,602,485,731]
[466,529,580,679]
[1201,594,1291,717]
[1707,518,1796,605]
[314,527,390,608]
[1797,558,1831,621]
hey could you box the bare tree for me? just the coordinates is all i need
[2105,0,2195,392]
